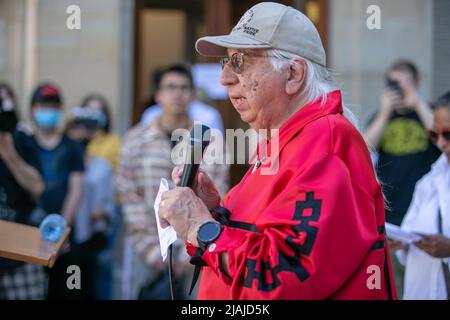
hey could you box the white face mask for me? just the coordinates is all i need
[2,99,14,111]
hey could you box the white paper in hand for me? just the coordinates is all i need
[385,222,422,244]
[154,178,177,261]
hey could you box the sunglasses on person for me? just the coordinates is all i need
[428,129,450,144]
[219,52,281,74]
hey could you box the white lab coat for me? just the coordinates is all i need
[401,153,450,300]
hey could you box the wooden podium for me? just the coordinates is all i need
[0,220,71,268]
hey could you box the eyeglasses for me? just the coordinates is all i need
[160,84,192,94]
[219,52,280,74]
[428,129,450,144]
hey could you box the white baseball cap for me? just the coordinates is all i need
[195,2,326,67]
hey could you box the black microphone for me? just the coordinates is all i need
[180,123,211,187]
[168,123,211,300]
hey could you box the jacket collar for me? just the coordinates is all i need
[276,89,343,152]
[254,90,343,165]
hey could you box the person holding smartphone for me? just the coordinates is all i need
[364,61,441,298]
[365,61,439,227]
[0,84,46,299]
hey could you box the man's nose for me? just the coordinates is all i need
[220,65,238,87]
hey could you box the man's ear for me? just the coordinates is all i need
[285,58,307,95]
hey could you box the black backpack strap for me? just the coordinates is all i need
[188,248,207,295]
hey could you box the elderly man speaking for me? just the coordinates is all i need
[159,2,396,299]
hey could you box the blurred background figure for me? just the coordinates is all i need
[80,95,122,172]
[365,61,440,226]
[66,106,116,300]
[396,90,450,300]
[117,64,228,299]
[141,69,224,134]
[0,83,46,299]
[0,84,19,132]
[79,94,122,300]
[364,61,441,297]
[28,83,85,299]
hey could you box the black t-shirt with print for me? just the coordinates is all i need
[372,109,441,225]
[0,130,42,271]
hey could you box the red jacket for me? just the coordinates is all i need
[187,90,397,299]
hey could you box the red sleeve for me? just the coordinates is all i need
[187,153,382,299]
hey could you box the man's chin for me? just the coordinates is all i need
[239,113,256,126]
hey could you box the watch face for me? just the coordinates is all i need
[199,222,222,242]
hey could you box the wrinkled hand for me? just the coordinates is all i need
[414,234,450,258]
[159,187,215,247]
[171,166,220,211]
[0,132,18,163]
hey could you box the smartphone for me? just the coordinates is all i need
[386,78,404,98]
[0,98,18,133]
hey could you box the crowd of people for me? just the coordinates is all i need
[0,64,228,300]
[0,2,449,300]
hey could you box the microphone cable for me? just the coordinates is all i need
[168,244,174,300]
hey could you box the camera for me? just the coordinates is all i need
[70,106,106,131]
[0,97,18,133]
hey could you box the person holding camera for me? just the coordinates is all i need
[365,61,440,226]
[0,83,46,299]
[364,61,441,297]
[117,64,229,299]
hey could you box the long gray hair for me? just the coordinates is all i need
[266,49,360,131]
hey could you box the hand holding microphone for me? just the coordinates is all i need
[158,124,217,246]
[171,166,220,211]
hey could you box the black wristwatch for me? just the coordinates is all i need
[197,220,223,251]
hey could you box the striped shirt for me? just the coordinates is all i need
[117,120,229,267]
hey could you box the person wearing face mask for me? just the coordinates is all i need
[0,83,46,299]
[65,107,115,299]
[29,83,85,299]
[395,91,450,299]
[80,94,121,172]
[0,83,20,133]
[79,95,122,299]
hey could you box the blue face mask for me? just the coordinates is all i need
[34,108,62,128]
